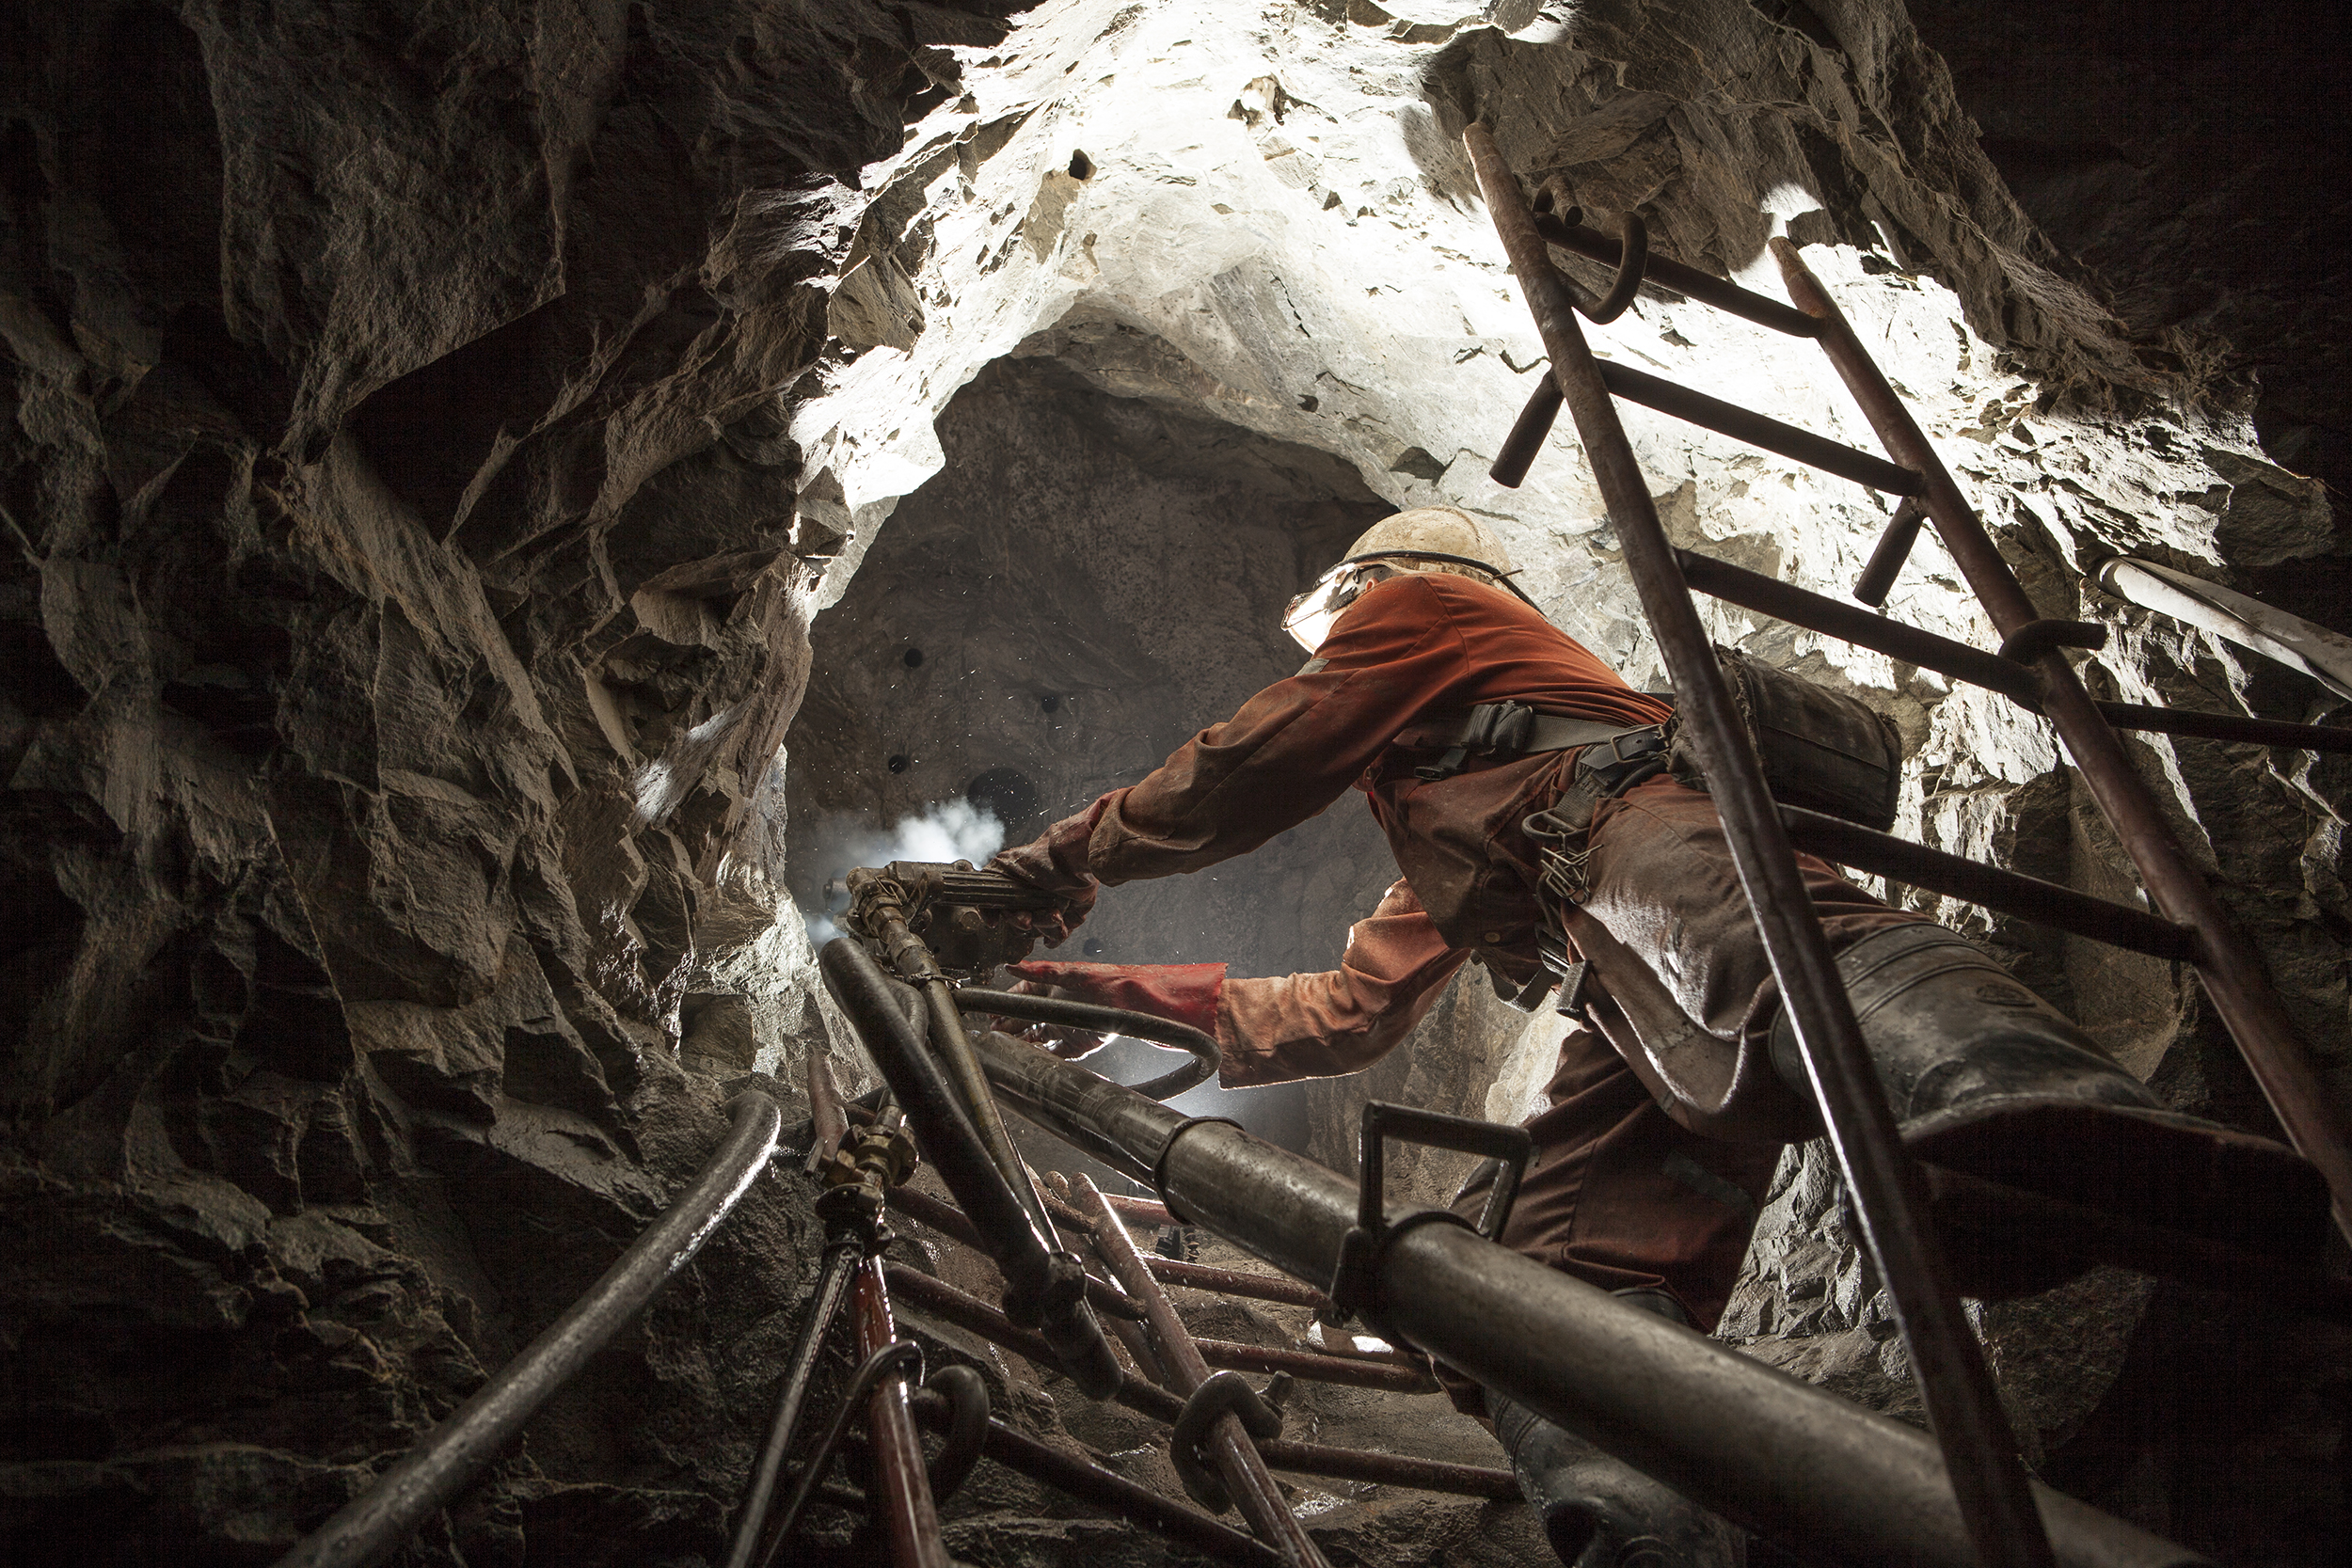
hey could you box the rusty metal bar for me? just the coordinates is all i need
[1855,498,1931,606]
[884,1186,1147,1322]
[1675,547,2040,702]
[1469,122,2057,1568]
[1069,1175,1333,1568]
[1147,1257,1330,1309]
[1195,1338,1437,1393]
[884,1263,1189,1425]
[1678,546,2352,757]
[1779,805,2201,961]
[1491,375,1565,487]
[1532,210,1822,338]
[1772,238,2352,1247]
[1598,360,1923,494]
[2091,701,2352,754]
[850,1259,946,1568]
[904,1391,1285,1568]
[1254,1440,1518,1499]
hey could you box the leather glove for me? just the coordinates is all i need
[1004,960,1226,1040]
[989,814,1100,947]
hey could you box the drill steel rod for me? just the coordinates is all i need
[970,1029,2210,1568]
[1466,120,2057,1568]
[273,1093,783,1568]
[1070,1175,1335,1568]
[820,940,1121,1398]
[1772,238,2352,1246]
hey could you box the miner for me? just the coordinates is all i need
[987,506,2297,1567]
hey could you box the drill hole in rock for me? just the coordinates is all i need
[902,647,925,669]
[886,753,911,774]
[1041,694,1061,714]
[965,766,1040,830]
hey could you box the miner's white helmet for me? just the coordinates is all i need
[1280,507,1528,652]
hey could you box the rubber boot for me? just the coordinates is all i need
[1487,1291,1743,1568]
[1769,922,2326,1294]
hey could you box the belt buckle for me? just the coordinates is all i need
[1605,727,1658,764]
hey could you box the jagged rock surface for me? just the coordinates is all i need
[5,0,2349,1564]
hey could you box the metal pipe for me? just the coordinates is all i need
[885,1263,1189,1426]
[850,1259,946,1568]
[883,1185,1148,1321]
[1677,546,2352,756]
[754,1334,928,1562]
[955,988,1216,1100]
[969,1030,2211,1568]
[1855,498,1929,607]
[1252,1439,1517,1499]
[273,1092,783,1568]
[2091,701,2352,753]
[905,1392,1285,1568]
[1192,1338,1436,1393]
[1532,210,1823,338]
[912,962,1059,1241]
[1069,1175,1334,1568]
[2096,557,2352,703]
[1468,122,2057,1568]
[1491,375,1565,488]
[804,1040,850,1178]
[1675,547,2041,703]
[819,941,1068,1318]
[1772,238,2352,1248]
[723,1243,859,1568]
[1147,1257,1331,1309]
[1597,360,1923,495]
[730,1049,864,1568]
[1778,805,2201,961]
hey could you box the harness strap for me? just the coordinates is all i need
[1399,700,1671,784]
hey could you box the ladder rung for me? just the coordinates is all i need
[2094,701,2352,754]
[1780,805,2200,961]
[1676,549,2037,701]
[1533,212,1823,339]
[1599,361,1923,495]
[1853,498,1928,606]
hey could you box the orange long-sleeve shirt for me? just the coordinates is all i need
[1000,571,1670,1086]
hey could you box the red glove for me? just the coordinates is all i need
[1004,960,1227,1039]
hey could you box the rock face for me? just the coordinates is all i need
[4,0,2348,1563]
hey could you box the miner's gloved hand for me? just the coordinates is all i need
[987,822,1099,947]
[1004,960,1227,1047]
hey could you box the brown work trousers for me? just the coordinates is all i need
[1440,777,1928,1418]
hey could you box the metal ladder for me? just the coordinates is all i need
[1462,122,2352,1568]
